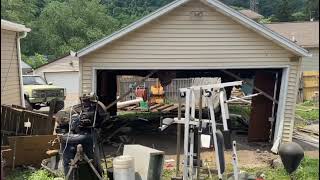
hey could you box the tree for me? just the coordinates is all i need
[1,0,38,24]
[276,0,293,21]
[305,0,319,20]
[23,53,48,69]
[22,0,120,58]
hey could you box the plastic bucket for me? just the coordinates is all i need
[113,155,135,180]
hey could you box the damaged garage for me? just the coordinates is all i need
[73,0,311,153]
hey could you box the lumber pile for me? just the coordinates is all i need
[118,102,180,113]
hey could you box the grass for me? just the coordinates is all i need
[243,156,319,180]
[6,169,55,180]
[5,157,318,180]
[295,101,319,122]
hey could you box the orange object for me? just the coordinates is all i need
[151,83,164,95]
[150,83,165,104]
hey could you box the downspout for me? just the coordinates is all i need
[17,31,28,107]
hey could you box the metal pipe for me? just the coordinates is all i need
[176,93,182,177]
[17,31,28,107]
[196,88,203,180]
[183,89,191,178]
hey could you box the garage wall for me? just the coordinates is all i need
[301,48,319,72]
[34,55,79,76]
[44,71,79,93]
[80,0,300,142]
[1,29,22,106]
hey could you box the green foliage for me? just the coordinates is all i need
[229,105,251,120]
[6,169,54,180]
[1,0,38,24]
[24,53,48,69]
[244,156,319,180]
[162,169,176,180]
[292,11,309,21]
[23,0,120,58]
[295,103,319,121]
[259,17,273,24]
[103,0,174,28]
[224,0,319,22]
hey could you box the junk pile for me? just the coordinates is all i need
[293,123,319,149]
[50,94,109,180]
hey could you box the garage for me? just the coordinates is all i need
[33,53,80,107]
[44,71,79,94]
[74,0,310,152]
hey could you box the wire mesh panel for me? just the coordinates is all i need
[117,76,220,104]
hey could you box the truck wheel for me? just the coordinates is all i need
[32,104,41,110]
[25,98,33,110]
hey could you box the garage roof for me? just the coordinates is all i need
[266,21,319,48]
[76,0,311,58]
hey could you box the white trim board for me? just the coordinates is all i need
[76,0,310,57]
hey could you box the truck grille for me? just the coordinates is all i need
[35,90,63,98]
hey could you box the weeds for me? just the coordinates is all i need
[243,156,319,180]
[6,169,54,180]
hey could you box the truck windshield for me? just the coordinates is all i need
[23,76,47,85]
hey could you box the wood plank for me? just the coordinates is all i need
[126,105,139,111]
[162,104,179,112]
[149,103,164,110]
[156,104,174,111]
[7,135,59,168]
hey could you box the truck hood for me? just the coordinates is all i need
[24,85,64,90]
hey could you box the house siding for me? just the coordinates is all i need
[301,48,319,72]
[80,0,300,142]
[34,55,79,77]
[1,29,22,106]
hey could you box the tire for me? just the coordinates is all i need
[33,104,41,110]
[24,98,33,110]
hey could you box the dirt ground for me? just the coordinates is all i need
[102,127,319,170]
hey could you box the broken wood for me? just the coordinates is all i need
[220,69,278,104]
[162,104,179,112]
[296,127,319,136]
[5,135,59,168]
[149,103,164,110]
[155,104,174,111]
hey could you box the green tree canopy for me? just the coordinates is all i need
[22,0,119,58]
[1,0,319,68]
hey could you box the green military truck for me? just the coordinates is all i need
[23,75,66,110]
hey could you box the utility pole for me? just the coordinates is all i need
[250,0,259,13]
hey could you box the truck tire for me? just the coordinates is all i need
[25,98,33,110]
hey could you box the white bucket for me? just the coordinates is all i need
[113,155,135,180]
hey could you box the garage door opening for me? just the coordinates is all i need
[95,69,285,150]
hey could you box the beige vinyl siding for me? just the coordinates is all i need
[34,55,79,78]
[301,48,319,71]
[1,29,22,105]
[80,0,300,142]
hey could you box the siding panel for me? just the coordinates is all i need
[1,29,21,106]
[80,0,300,143]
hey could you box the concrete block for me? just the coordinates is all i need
[123,144,164,180]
